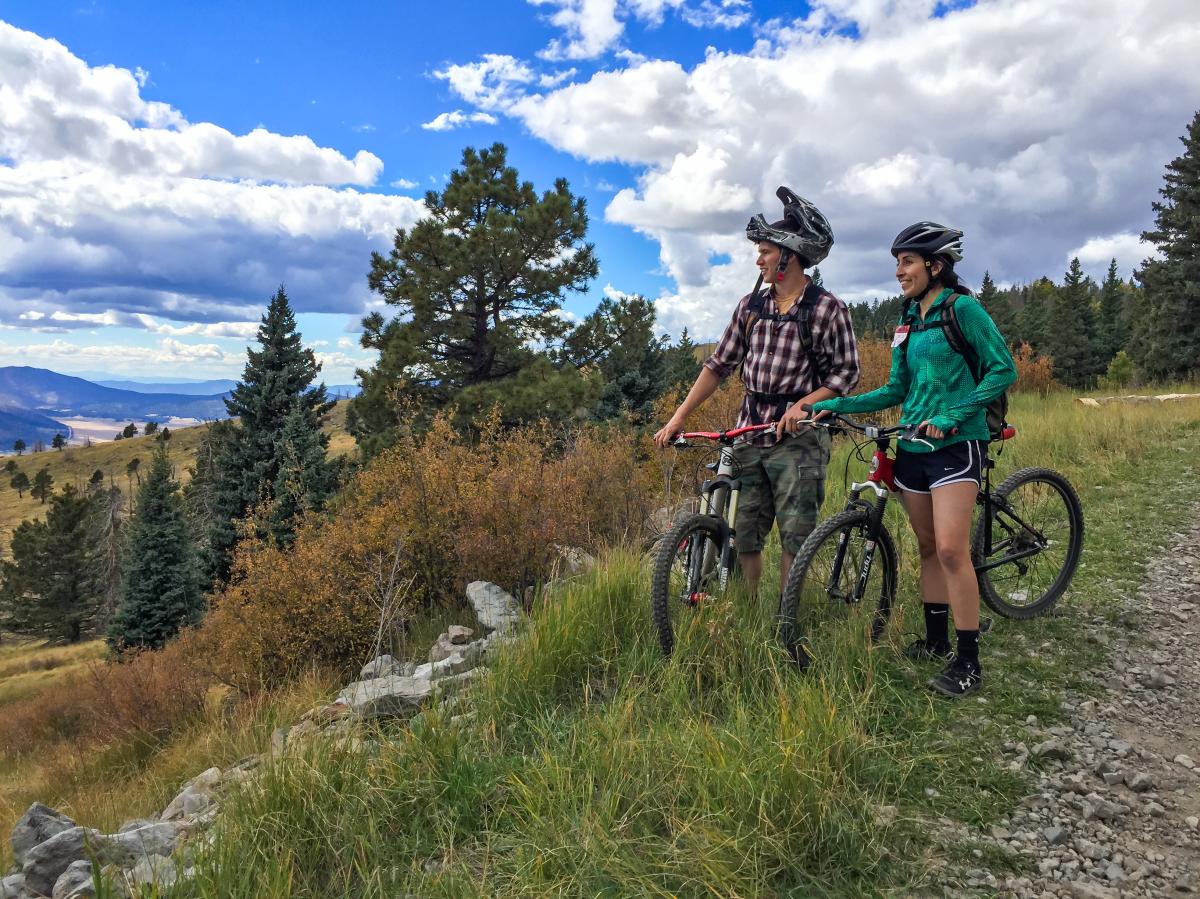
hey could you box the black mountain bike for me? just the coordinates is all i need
[778,411,1084,669]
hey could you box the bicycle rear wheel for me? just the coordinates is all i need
[972,467,1084,618]
[651,513,727,656]
[778,508,897,670]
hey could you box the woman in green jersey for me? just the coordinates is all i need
[811,223,1016,697]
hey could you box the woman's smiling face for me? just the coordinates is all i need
[895,251,938,299]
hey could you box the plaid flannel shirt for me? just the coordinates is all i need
[704,283,860,447]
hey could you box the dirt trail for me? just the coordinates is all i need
[953,515,1200,898]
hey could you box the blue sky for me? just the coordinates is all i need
[0,0,1197,384]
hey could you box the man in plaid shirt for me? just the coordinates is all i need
[654,190,860,595]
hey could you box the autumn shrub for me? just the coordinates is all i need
[197,412,661,691]
[0,639,209,759]
[1013,342,1057,395]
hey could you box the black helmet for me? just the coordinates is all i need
[890,222,964,263]
[746,186,834,267]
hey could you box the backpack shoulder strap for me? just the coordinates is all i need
[740,289,768,356]
[941,295,983,383]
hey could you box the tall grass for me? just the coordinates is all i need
[176,392,1200,898]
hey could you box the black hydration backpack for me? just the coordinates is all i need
[906,294,1009,440]
[738,281,827,423]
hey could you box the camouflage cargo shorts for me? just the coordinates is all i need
[730,426,832,555]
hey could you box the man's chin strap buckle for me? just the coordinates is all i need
[776,247,792,282]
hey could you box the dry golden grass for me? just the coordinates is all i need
[0,639,109,705]
[0,401,356,558]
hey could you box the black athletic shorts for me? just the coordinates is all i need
[893,439,984,494]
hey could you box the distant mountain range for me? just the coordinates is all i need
[0,367,359,449]
[95,378,240,395]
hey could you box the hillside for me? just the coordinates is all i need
[0,407,67,449]
[0,400,357,558]
[0,367,228,421]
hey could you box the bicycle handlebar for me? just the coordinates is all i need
[670,422,775,447]
[798,404,934,445]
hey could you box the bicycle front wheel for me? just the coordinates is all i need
[972,467,1084,618]
[778,508,897,670]
[651,513,727,656]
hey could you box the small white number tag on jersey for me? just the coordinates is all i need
[891,325,910,348]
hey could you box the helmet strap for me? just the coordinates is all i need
[775,248,792,282]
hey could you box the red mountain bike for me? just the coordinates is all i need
[777,410,1084,669]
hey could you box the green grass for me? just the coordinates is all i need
[11,389,1200,897]
[163,391,1200,897]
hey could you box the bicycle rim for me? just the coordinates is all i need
[975,468,1083,618]
[651,514,725,656]
[780,509,896,669]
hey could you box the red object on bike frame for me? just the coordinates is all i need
[870,447,899,493]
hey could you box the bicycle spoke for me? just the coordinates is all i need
[975,468,1083,618]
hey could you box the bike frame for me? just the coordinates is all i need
[816,416,1041,604]
[673,423,776,594]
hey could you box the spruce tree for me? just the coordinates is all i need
[108,445,202,651]
[0,486,102,642]
[10,471,29,498]
[1097,259,1129,363]
[563,294,665,423]
[202,288,334,586]
[978,271,1017,343]
[1047,258,1101,388]
[352,142,598,454]
[268,401,340,547]
[1132,110,1200,380]
[1018,278,1055,355]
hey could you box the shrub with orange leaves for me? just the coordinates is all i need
[196,411,661,691]
[1012,342,1057,395]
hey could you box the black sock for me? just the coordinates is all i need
[923,603,950,649]
[956,629,980,668]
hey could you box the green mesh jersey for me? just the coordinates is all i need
[812,289,1016,453]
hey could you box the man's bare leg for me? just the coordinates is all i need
[739,550,763,595]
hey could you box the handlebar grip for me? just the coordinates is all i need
[800,403,813,412]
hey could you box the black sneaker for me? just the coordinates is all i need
[928,658,983,698]
[902,638,954,662]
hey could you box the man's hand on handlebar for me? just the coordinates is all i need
[653,421,680,448]
[775,403,813,439]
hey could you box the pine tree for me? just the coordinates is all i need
[1046,258,1101,388]
[268,401,341,547]
[108,445,202,652]
[1019,278,1055,355]
[978,271,1017,343]
[352,142,598,454]
[202,288,335,586]
[1096,259,1129,364]
[1132,110,1200,380]
[562,294,665,423]
[12,440,24,456]
[662,328,701,392]
[10,471,29,498]
[52,433,66,451]
[31,467,53,504]
[0,486,102,642]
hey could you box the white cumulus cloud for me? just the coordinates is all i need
[421,110,499,131]
[486,0,1200,337]
[0,21,428,337]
